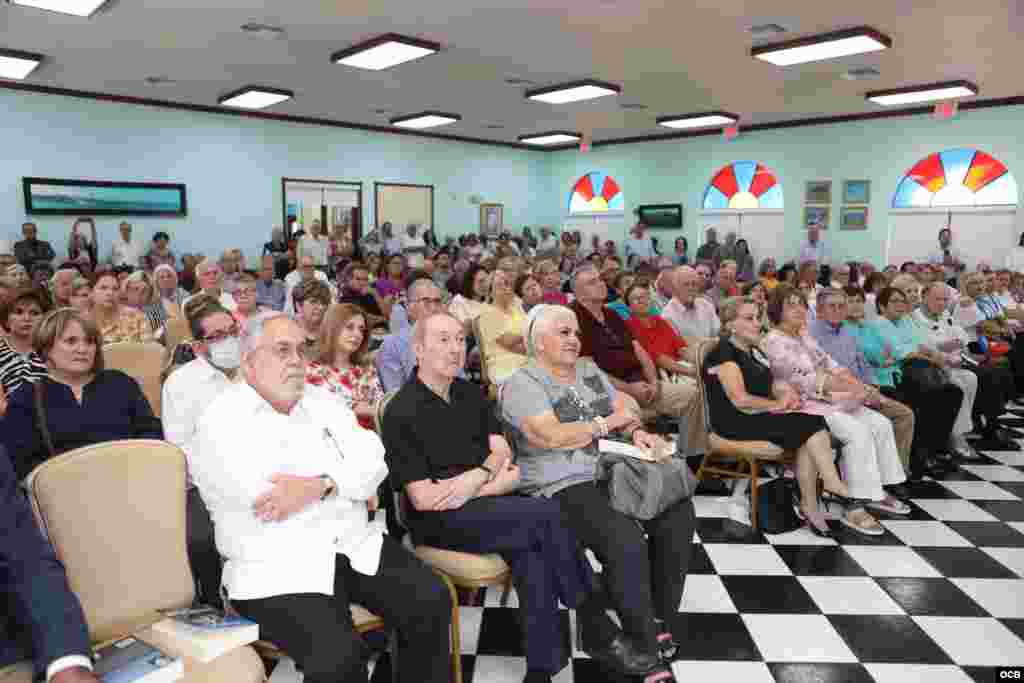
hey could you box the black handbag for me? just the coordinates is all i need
[755,477,801,534]
[898,357,948,392]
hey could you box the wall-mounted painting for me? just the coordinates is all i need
[804,205,830,230]
[23,177,187,216]
[805,180,832,205]
[840,206,869,231]
[480,203,503,237]
[843,179,871,205]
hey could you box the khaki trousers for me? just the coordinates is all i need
[874,394,915,470]
[622,379,708,457]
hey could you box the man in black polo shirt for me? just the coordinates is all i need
[570,263,707,457]
[382,313,628,683]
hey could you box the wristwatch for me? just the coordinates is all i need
[318,474,336,501]
[478,463,497,483]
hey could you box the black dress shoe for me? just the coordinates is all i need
[883,483,911,500]
[523,670,553,683]
[578,632,660,676]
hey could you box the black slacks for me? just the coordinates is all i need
[553,482,696,655]
[232,536,451,683]
[880,381,963,454]
[186,487,222,608]
[413,495,594,674]
[966,363,1015,423]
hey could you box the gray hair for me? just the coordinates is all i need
[240,311,291,355]
[525,304,576,357]
[569,263,600,294]
[406,277,439,302]
[194,258,216,277]
[816,287,846,307]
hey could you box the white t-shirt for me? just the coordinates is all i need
[400,232,426,268]
[109,237,144,267]
[299,235,329,266]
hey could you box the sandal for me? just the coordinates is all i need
[656,630,678,660]
[840,508,885,536]
[866,496,911,516]
[644,665,677,683]
[797,506,832,538]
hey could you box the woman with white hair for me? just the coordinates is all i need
[502,304,694,683]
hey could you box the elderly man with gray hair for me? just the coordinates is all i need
[49,268,78,308]
[183,258,237,311]
[376,277,448,391]
[570,263,707,457]
[190,311,452,683]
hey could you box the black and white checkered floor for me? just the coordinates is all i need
[350,412,1024,683]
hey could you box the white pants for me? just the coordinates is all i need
[825,407,906,500]
[947,368,978,437]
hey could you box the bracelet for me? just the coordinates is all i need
[595,416,609,437]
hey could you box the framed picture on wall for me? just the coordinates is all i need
[843,179,870,205]
[480,203,503,237]
[804,205,830,230]
[840,206,869,231]
[805,180,832,205]
[23,177,187,216]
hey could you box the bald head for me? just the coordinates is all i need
[414,312,466,383]
[674,266,701,304]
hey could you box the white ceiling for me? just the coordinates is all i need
[2,0,1022,146]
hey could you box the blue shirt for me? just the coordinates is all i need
[809,318,877,384]
[255,279,286,311]
[376,326,466,392]
[860,316,925,387]
[607,299,661,321]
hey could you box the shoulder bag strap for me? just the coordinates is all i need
[33,380,57,459]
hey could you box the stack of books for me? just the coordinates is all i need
[151,606,260,664]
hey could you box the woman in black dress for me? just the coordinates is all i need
[704,296,852,535]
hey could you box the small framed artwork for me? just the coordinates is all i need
[480,203,503,237]
[805,180,832,205]
[840,206,869,231]
[843,179,870,205]
[804,205,830,229]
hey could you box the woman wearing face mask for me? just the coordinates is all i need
[477,257,528,383]
[2,308,162,479]
[305,303,383,430]
[91,272,153,344]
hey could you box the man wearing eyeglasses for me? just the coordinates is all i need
[377,278,450,392]
[162,299,244,608]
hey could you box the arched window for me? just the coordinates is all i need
[702,161,784,210]
[893,148,1018,208]
[568,172,624,214]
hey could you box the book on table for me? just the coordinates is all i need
[150,606,259,663]
[93,636,183,683]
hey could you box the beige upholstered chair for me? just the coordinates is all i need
[23,440,265,683]
[693,339,797,529]
[376,391,511,683]
[102,342,166,418]
[164,316,191,351]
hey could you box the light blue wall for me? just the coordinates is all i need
[548,105,1024,265]
[0,89,558,266]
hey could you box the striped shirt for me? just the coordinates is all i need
[0,337,47,396]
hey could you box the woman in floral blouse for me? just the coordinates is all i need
[305,302,383,430]
[91,271,153,345]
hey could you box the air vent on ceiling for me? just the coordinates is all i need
[144,76,177,86]
[482,123,505,129]
[748,23,788,37]
[372,107,392,115]
[842,66,882,81]
[620,102,648,110]
[240,22,286,39]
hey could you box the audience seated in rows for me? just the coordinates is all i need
[91,271,152,344]
[477,257,529,383]
[189,312,452,683]
[255,255,286,311]
[336,262,387,329]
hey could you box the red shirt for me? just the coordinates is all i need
[625,315,688,363]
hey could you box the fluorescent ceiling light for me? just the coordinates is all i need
[657,111,739,129]
[0,48,43,79]
[518,131,582,145]
[218,86,294,109]
[866,80,978,106]
[752,26,891,66]
[390,111,461,129]
[331,33,440,71]
[10,0,107,17]
[526,79,621,104]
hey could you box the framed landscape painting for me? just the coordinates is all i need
[843,179,871,205]
[23,177,187,216]
[841,206,869,231]
[804,205,830,230]
[805,180,832,205]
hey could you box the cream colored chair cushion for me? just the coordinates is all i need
[26,440,194,645]
[707,433,785,460]
[140,627,265,683]
[102,342,165,418]
[0,662,32,683]
[414,546,510,582]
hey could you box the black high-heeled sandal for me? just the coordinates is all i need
[643,664,678,683]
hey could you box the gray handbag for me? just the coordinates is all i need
[596,450,697,520]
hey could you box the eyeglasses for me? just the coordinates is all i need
[413,297,444,306]
[201,325,240,344]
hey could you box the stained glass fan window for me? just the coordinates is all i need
[568,172,624,213]
[702,161,784,210]
[893,148,1018,208]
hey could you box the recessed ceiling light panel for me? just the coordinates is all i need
[331,33,440,71]
[526,79,621,104]
[218,86,294,109]
[752,26,891,66]
[389,111,461,129]
[0,48,44,80]
[866,80,978,106]
[657,111,739,129]
[518,131,582,145]
[10,0,107,17]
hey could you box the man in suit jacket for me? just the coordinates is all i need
[0,447,97,682]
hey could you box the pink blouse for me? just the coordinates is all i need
[761,329,840,416]
[305,361,383,430]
